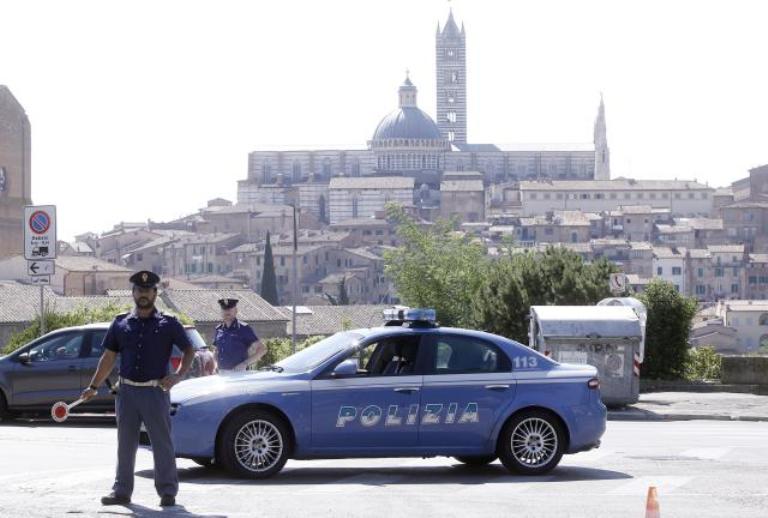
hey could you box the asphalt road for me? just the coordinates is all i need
[0,419,766,517]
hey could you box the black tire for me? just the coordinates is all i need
[497,409,565,475]
[217,409,291,479]
[454,455,497,466]
[0,391,13,421]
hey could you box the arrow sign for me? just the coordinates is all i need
[27,260,55,277]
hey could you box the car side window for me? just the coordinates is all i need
[347,336,421,377]
[428,335,510,374]
[89,331,107,358]
[27,333,84,362]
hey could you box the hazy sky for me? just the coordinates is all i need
[2,0,766,240]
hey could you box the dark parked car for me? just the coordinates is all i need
[0,322,211,419]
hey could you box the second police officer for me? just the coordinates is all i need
[214,298,266,372]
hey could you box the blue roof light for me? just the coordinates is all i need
[383,307,437,323]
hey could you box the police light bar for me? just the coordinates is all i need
[383,307,437,323]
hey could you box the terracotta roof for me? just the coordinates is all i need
[279,305,390,336]
[160,289,287,323]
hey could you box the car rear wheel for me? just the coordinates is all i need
[454,455,497,466]
[498,410,564,475]
[217,409,290,479]
[0,391,13,421]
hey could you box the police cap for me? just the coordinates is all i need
[129,270,160,288]
[218,298,239,310]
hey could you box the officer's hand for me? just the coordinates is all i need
[80,388,98,401]
[160,373,181,391]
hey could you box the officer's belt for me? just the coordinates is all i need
[119,376,161,387]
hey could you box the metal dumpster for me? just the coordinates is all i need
[529,304,643,406]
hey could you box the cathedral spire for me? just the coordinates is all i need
[399,72,418,108]
[593,93,610,180]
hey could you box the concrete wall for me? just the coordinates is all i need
[721,356,768,385]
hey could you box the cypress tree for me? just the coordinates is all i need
[260,231,279,305]
[338,276,350,305]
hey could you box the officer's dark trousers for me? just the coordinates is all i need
[113,384,178,498]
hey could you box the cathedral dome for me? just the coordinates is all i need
[372,74,442,141]
[372,107,442,141]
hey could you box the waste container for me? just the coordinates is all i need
[529,305,643,406]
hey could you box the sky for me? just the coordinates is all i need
[1,0,766,241]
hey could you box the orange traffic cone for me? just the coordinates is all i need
[645,486,660,518]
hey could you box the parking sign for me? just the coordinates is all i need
[24,205,57,261]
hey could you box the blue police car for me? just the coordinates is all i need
[169,308,607,478]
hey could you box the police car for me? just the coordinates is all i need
[169,308,607,478]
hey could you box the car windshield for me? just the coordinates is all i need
[184,328,208,350]
[276,332,364,372]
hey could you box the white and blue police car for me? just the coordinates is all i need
[169,308,607,478]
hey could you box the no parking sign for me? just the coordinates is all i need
[24,205,57,261]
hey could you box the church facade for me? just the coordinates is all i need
[0,86,32,258]
[239,10,610,213]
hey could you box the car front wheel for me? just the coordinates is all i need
[498,410,564,475]
[217,409,290,478]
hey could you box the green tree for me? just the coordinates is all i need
[639,279,697,380]
[260,231,279,305]
[473,247,617,341]
[383,204,488,327]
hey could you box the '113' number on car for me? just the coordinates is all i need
[513,356,538,369]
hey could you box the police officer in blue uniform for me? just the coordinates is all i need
[213,298,266,372]
[80,271,195,508]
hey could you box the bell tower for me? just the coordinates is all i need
[0,85,32,258]
[436,9,466,145]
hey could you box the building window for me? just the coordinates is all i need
[715,268,723,277]
[760,314,768,326]
[749,276,758,285]
[448,131,455,142]
[657,266,663,275]
[351,160,361,177]
[322,158,331,177]
[292,160,302,181]
[672,266,682,275]
[698,268,704,277]
[731,283,740,294]
[696,285,706,295]
[447,111,457,123]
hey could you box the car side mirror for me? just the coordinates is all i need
[17,352,31,365]
[331,359,358,378]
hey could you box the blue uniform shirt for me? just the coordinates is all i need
[214,319,258,370]
[102,309,192,382]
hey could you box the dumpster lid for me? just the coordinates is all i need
[530,305,642,338]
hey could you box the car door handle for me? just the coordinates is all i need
[393,387,420,394]
[485,384,510,391]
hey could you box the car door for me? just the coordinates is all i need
[419,333,515,451]
[310,334,424,452]
[10,331,88,407]
[79,329,119,408]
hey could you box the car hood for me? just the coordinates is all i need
[170,370,303,404]
[553,362,599,377]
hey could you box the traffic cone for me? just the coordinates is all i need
[645,486,660,518]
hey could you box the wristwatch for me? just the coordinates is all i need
[88,384,98,391]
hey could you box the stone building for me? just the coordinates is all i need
[328,177,414,224]
[0,86,32,259]
[520,179,714,217]
[237,10,608,209]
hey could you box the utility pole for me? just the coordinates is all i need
[291,204,298,354]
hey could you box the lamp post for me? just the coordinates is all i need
[291,204,298,354]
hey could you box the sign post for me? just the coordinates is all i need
[24,205,57,336]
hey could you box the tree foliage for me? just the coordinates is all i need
[383,204,618,339]
[474,247,618,342]
[639,279,697,380]
[383,205,488,327]
[260,231,280,305]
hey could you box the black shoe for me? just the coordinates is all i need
[101,492,131,506]
[160,495,176,507]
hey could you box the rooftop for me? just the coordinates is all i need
[440,179,484,192]
[520,179,712,191]
[279,304,390,336]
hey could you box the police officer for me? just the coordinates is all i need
[213,298,266,372]
[80,271,195,508]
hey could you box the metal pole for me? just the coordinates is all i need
[39,284,45,336]
[291,205,298,354]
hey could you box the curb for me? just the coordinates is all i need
[608,411,768,422]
